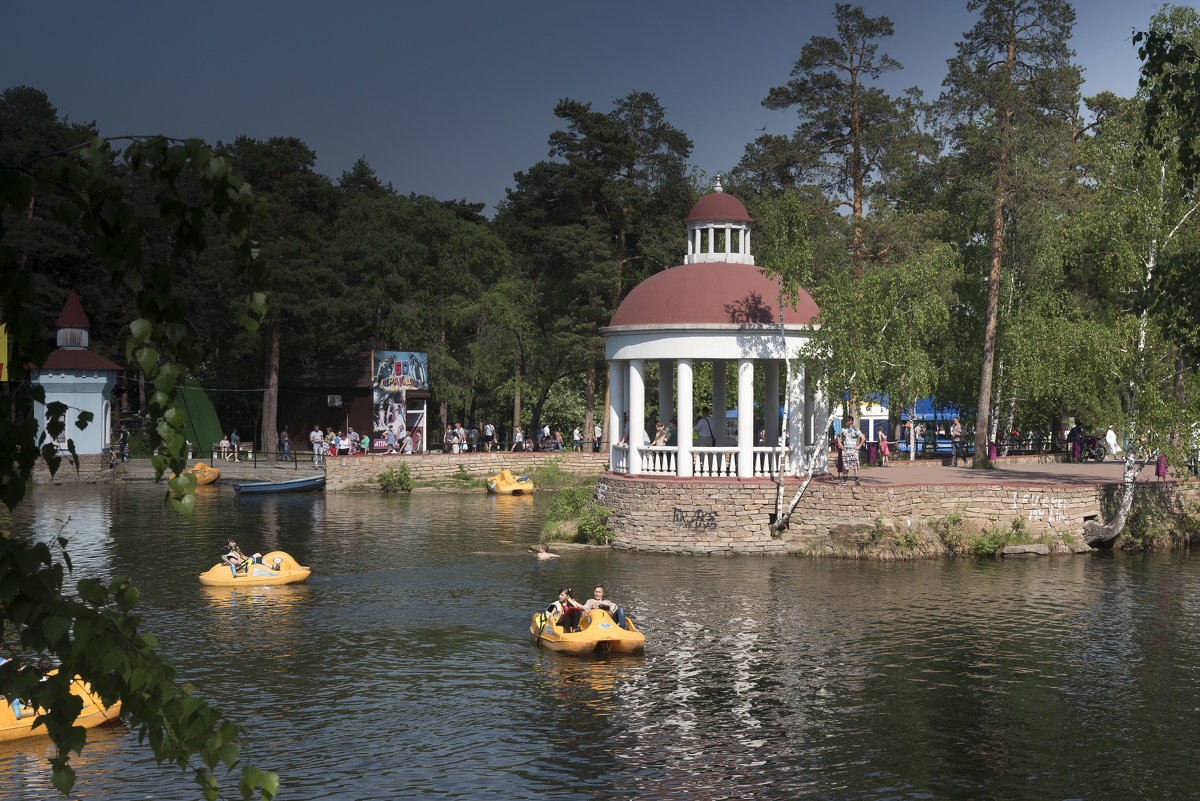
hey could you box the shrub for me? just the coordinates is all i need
[577,503,612,545]
[938,509,967,554]
[965,528,1007,558]
[452,463,473,481]
[378,464,413,493]
[543,485,611,545]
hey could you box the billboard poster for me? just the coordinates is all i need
[371,351,428,439]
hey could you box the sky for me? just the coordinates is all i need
[2,0,1168,216]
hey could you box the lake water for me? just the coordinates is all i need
[2,483,1198,800]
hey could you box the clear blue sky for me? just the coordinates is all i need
[3,0,1162,215]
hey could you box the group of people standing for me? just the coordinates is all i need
[307,425,390,466]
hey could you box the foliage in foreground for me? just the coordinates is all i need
[1,132,274,798]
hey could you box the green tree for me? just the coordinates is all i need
[751,3,908,272]
[1082,6,1200,539]
[495,92,693,441]
[219,136,341,454]
[942,0,1081,462]
[1,130,273,798]
[1136,8,1200,355]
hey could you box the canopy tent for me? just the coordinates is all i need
[177,381,223,454]
[898,398,964,420]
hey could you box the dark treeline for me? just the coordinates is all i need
[3,1,1199,471]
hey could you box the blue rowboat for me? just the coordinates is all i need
[232,475,326,495]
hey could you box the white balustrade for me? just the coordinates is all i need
[752,447,781,477]
[641,446,678,475]
[691,447,737,477]
[611,445,629,473]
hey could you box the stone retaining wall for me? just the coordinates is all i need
[596,474,1200,555]
[324,451,609,490]
[32,454,114,485]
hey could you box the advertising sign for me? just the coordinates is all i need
[371,351,428,439]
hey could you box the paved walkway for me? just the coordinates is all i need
[834,457,1179,487]
[112,453,1189,488]
[115,456,315,483]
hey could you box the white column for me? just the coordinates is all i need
[745,230,751,258]
[707,225,714,256]
[658,360,672,425]
[628,359,645,475]
[787,360,806,476]
[608,360,624,470]
[687,228,693,257]
[677,358,693,477]
[737,358,754,477]
[724,224,731,257]
[712,360,727,446]
[765,360,780,445]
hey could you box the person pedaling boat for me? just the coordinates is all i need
[544,587,588,633]
[582,584,628,630]
[219,539,262,576]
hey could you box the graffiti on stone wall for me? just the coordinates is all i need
[672,507,718,530]
[1011,492,1070,524]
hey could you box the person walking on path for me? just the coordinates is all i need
[838,417,865,485]
[1067,420,1084,463]
[1105,425,1123,458]
[878,422,890,467]
[950,417,965,467]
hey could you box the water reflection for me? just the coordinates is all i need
[0,487,1197,800]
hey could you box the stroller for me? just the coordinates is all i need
[1079,435,1106,462]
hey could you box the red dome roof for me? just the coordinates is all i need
[608,263,819,328]
[686,192,752,223]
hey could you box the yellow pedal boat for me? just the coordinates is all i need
[198,550,311,586]
[0,672,122,742]
[529,608,645,655]
[171,462,220,485]
[487,469,534,495]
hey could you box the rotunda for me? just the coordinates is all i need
[600,181,828,480]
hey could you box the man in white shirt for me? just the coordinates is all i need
[309,425,324,467]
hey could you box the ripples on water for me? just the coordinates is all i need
[2,484,1199,800]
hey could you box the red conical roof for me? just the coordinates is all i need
[56,291,90,328]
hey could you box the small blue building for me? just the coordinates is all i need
[31,292,121,455]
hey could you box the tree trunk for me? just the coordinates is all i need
[512,352,522,441]
[974,115,1009,466]
[1106,230,1159,544]
[260,318,279,458]
[585,354,596,444]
